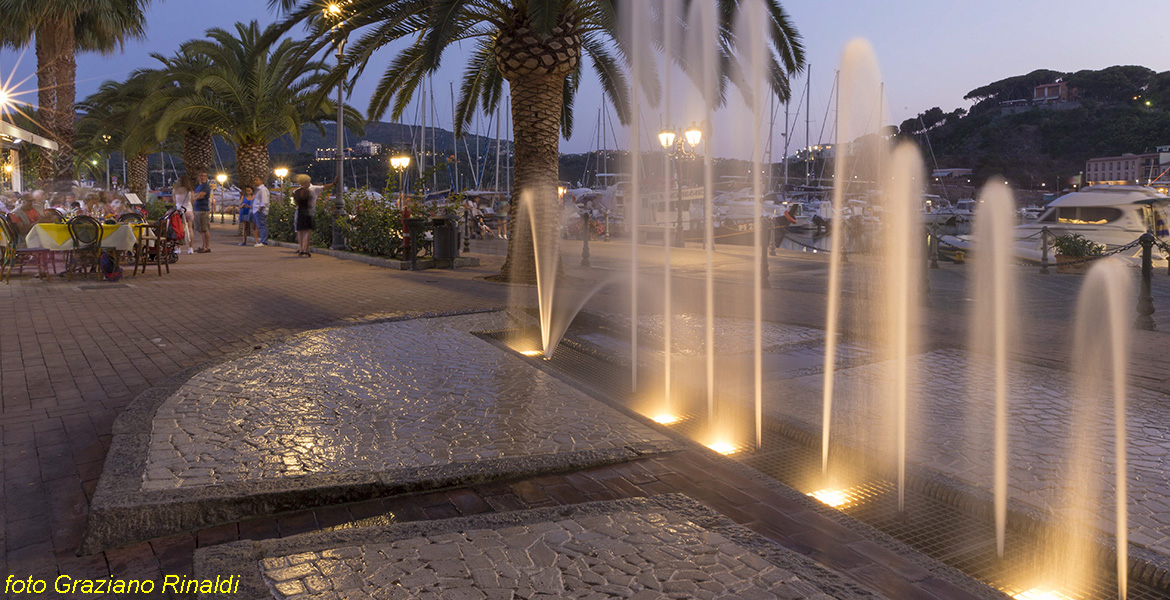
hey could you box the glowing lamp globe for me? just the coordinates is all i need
[658,129,676,150]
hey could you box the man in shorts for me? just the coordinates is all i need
[192,171,212,252]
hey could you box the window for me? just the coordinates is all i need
[1056,206,1123,224]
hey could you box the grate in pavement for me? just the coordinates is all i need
[489,329,1168,600]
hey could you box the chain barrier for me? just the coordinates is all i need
[932,231,1155,268]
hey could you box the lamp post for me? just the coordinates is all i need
[326,1,350,251]
[216,173,228,223]
[274,167,289,210]
[658,122,702,247]
[390,155,410,209]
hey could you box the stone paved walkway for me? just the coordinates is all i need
[142,312,669,491]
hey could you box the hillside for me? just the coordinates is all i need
[897,66,1170,187]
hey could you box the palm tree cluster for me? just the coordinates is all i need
[73,21,358,196]
[270,0,804,282]
[12,0,803,281]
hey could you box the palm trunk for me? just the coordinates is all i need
[236,143,269,190]
[183,129,214,176]
[34,28,56,183]
[128,154,148,201]
[498,74,563,283]
[52,17,77,184]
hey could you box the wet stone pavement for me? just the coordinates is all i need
[143,312,670,490]
[260,511,848,600]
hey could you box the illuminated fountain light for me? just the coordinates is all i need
[519,350,543,357]
[706,441,739,455]
[808,489,850,508]
[1012,588,1075,600]
[651,414,680,425]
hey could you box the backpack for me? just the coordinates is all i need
[99,250,123,282]
[165,210,185,241]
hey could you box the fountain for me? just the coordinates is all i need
[970,181,1019,557]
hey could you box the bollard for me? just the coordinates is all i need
[769,217,777,256]
[581,210,591,267]
[1135,233,1157,331]
[929,226,940,269]
[1039,226,1051,275]
[463,210,472,254]
[922,228,932,307]
[604,211,610,241]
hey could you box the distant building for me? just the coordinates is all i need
[1085,152,1164,185]
[931,168,973,179]
[314,140,384,161]
[1033,82,1076,104]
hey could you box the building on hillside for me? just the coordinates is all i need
[314,140,384,161]
[1085,152,1165,186]
[1034,82,1076,104]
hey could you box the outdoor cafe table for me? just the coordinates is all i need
[24,222,139,251]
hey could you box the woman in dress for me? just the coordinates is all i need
[173,176,195,254]
[292,174,336,257]
[238,185,256,246]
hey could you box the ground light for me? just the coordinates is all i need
[1013,589,1075,600]
[519,350,543,357]
[706,441,739,455]
[651,414,680,425]
[807,489,850,508]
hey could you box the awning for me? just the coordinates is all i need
[0,120,58,151]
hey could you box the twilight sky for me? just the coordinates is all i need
[2,0,1168,158]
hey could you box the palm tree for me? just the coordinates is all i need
[0,0,154,185]
[153,21,361,187]
[270,0,804,283]
[76,72,170,199]
[142,50,218,177]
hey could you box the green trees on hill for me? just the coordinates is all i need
[899,65,1170,187]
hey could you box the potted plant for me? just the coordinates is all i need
[1052,233,1103,274]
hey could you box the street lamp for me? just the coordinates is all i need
[658,122,703,247]
[390,155,410,209]
[216,173,228,223]
[325,0,351,251]
[274,167,289,204]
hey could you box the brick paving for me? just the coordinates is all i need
[4,224,1169,598]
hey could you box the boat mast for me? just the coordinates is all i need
[805,66,811,187]
[494,100,502,191]
[420,76,427,183]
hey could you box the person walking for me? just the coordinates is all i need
[192,171,212,252]
[238,185,256,246]
[292,174,336,257]
[252,176,270,246]
[173,176,196,254]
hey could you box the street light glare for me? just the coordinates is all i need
[658,129,676,150]
[0,89,9,109]
[216,173,228,184]
[274,167,289,178]
[684,123,702,147]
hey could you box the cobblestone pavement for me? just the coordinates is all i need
[759,347,1170,554]
[260,508,873,600]
[143,313,669,490]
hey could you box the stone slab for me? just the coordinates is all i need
[81,311,678,554]
[193,494,889,600]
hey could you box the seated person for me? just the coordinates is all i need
[69,201,83,217]
[9,194,41,247]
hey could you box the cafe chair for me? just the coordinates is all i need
[65,215,105,281]
[136,210,177,276]
[0,217,53,282]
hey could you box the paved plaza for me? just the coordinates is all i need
[4,223,1170,598]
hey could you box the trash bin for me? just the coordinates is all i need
[431,215,460,267]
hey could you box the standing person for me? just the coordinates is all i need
[292,174,336,257]
[173,176,196,254]
[192,171,212,253]
[237,185,256,246]
[252,176,270,246]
